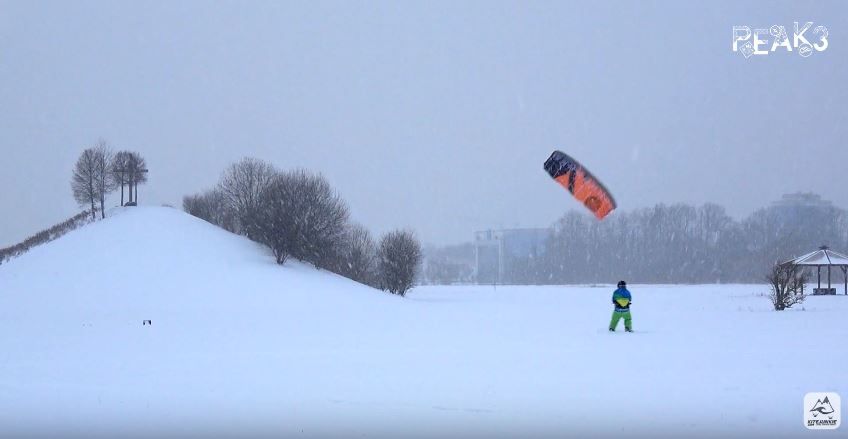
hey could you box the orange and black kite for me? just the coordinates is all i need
[544,150,616,220]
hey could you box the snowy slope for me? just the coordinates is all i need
[0,207,846,438]
[0,207,406,437]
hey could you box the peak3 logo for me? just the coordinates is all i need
[732,22,828,58]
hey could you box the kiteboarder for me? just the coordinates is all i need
[609,280,633,332]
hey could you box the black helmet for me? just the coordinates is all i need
[617,280,626,288]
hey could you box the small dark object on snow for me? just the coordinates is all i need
[142,319,152,325]
[124,201,137,207]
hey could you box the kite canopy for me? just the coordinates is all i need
[544,150,616,220]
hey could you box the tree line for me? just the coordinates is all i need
[423,197,848,284]
[71,140,148,220]
[536,201,848,284]
[183,158,422,295]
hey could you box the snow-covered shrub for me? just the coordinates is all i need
[183,189,237,232]
[181,158,422,291]
[331,223,378,287]
[256,170,349,266]
[377,230,422,296]
[766,263,808,311]
[0,209,94,265]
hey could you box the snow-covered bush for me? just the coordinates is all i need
[0,210,94,265]
[766,263,808,311]
[377,230,422,296]
[256,170,349,266]
[182,158,422,291]
[182,189,236,232]
[332,223,378,287]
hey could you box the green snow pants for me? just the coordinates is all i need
[609,310,632,331]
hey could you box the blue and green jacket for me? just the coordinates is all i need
[612,287,632,312]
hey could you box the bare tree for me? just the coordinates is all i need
[257,170,349,266]
[377,230,422,296]
[218,157,277,239]
[766,262,809,311]
[92,141,115,219]
[72,143,115,220]
[71,148,100,220]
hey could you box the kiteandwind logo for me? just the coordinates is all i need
[804,392,841,430]
[732,22,828,59]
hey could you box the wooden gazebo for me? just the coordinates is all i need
[783,246,848,295]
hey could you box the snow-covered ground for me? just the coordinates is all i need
[0,207,845,438]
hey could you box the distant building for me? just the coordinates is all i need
[772,192,833,210]
[770,192,836,224]
[474,228,550,284]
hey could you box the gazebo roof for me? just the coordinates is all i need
[784,247,848,266]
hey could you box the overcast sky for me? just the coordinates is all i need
[1,1,847,247]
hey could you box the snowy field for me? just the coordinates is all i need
[0,207,846,438]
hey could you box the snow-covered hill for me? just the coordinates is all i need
[0,207,406,437]
[0,207,845,438]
